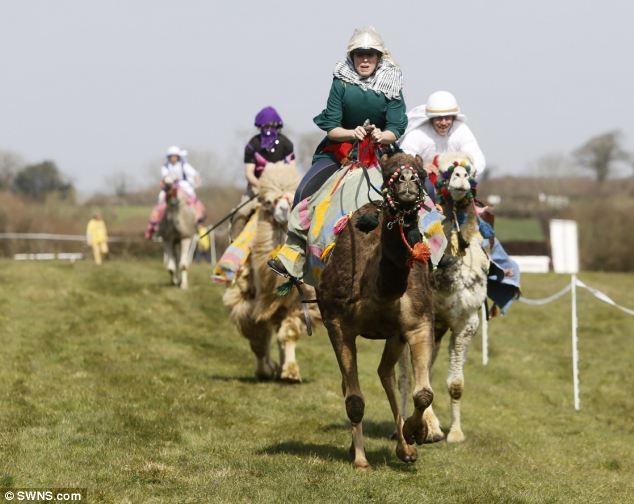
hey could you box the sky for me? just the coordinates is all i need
[1,0,633,194]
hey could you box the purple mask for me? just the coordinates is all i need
[260,126,279,150]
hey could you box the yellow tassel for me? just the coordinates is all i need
[320,243,336,262]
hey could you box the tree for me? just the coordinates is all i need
[12,160,73,200]
[0,150,24,190]
[573,131,627,183]
[105,171,136,197]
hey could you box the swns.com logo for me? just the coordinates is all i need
[2,489,86,502]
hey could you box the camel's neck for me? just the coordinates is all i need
[251,213,286,259]
[442,199,478,246]
[371,217,414,301]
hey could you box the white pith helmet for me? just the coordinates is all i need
[425,91,462,118]
[166,145,181,158]
[347,26,386,55]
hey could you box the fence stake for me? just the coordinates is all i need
[571,274,580,411]
[481,303,489,366]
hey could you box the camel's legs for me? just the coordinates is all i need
[397,348,412,419]
[423,321,448,442]
[277,317,302,383]
[179,237,192,290]
[378,336,417,463]
[446,313,478,443]
[242,320,278,380]
[326,321,369,469]
[397,346,445,443]
[164,243,178,285]
[402,318,435,446]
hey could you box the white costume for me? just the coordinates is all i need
[158,146,200,202]
[399,91,486,178]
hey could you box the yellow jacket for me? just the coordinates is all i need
[86,218,108,244]
[197,226,210,251]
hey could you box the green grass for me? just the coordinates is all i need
[1,260,633,503]
[494,217,544,242]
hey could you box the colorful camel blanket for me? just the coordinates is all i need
[297,164,448,287]
[211,209,259,283]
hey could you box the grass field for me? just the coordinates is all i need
[1,260,633,503]
[493,217,544,242]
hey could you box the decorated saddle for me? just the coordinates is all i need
[295,163,448,287]
[212,209,259,283]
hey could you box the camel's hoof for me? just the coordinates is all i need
[255,363,279,381]
[403,417,428,446]
[353,460,372,471]
[447,430,465,443]
[424,431,446,444]
[280,362,302,383]
[255,372,276,381]
[396,443,418,464]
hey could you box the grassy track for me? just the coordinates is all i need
[0,260,633,503]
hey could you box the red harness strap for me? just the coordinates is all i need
[321,137,378,166]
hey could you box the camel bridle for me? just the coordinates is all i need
[381,163,426,230]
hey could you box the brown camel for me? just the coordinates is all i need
[317,152,435,469]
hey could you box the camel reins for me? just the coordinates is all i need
[198,194,258,241]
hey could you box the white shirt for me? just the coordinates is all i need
[399,120,486,178]
[160,161,200,197]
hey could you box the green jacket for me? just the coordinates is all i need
[312,78,408,164]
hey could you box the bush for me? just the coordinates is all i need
[564,199,634,271]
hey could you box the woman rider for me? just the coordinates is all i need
[232,107,295,236]
[269,26,407,279]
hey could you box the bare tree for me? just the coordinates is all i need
[574,131,627,182]
[184,148,235,186]
[0,150,24,190]
[105,171,136,197]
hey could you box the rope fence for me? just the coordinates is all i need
[482,275,634,411]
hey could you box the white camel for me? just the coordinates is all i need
[398,152,489,443]
[158,177,197,290]
[223,162,320,382]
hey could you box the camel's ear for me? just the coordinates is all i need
[414,154,426,173]
[380,153,389,167]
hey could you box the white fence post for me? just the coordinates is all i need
[210,230,217,266]
[481,303,489,366]
[571,274,580,411]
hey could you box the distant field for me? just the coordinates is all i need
[0,260,633,502]
[494,217,544,242]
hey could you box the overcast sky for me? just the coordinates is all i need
[2,0,633,194]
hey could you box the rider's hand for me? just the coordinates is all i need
[350,126,368,141]
[371,128,385,143]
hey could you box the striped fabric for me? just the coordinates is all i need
[333,57,403,100]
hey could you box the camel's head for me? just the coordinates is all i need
[161,175,180,203]
[258,161,300,226]
[380,152,426,210]
[436,152,477,204]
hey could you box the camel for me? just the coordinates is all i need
[223,162,319,382]
[317,152,436,469]
[158,177,197,289]
[398,152,489,443]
